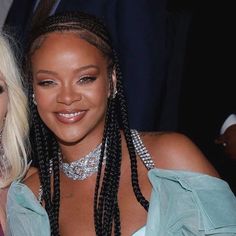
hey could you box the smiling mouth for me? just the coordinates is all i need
[58,111,84,118]
[56,110,86,123]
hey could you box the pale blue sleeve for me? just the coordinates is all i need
[146,169,236,236]
[6,181,50,236]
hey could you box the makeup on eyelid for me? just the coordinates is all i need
[36,76,97,87]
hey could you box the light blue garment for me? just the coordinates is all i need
[133,226,146,236]
[6,181,50,236]
[146,169,236,235]
[6,169,236,235]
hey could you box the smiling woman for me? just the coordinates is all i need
[31,33,110,146]
[5,11,236,236]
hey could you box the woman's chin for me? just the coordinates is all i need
[56,135,83,146]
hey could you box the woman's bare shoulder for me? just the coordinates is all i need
[139,131,219,177]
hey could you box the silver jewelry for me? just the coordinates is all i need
[112,89,118,99]
[60,143,106,180]
[60,130,155,181]
[37,129,155,203]
[131,129,155,170]
[32,94,37,105]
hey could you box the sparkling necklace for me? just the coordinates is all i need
[60,143,106,180]
[58,130,155,181]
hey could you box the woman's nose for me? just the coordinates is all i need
[56,86,82,105]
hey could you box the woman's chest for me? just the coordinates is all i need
[58,181,149,236]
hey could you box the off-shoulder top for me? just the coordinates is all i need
[6,131,236,235]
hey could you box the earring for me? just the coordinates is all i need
[112,89,118,99]
[32,94,37,105]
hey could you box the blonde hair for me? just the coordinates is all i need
[0,33,29,188]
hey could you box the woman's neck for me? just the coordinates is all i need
[59,132,104,163]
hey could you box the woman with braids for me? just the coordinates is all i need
[6,11,236,236]
[0,32,29,235]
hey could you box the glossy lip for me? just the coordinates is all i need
[55,110,87,124]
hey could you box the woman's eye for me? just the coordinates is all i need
[37,80,56,86]
[78,76,96,84]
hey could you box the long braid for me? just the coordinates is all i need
[94,93,112,234]
[30,103,54,226]
[51,138,60,235]
[28,81,60,235]
[94,68,122,235]
[102,99,121,235]
[27,11,149,236]
[114,53,149,211]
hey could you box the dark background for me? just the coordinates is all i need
[178,1,236,192]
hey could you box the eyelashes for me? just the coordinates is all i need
[77,76,96,84]
[36,76,97,87]
[37,80,56,87]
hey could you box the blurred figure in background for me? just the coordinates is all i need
[215,114,236,161]
[214,113,236,195]
[0,0,13,29]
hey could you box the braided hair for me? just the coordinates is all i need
[26,11,149,236]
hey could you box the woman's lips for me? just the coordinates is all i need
[55,110,86,124]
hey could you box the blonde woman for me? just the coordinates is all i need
[0,32,29,234]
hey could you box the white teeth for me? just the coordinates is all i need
[58,112,82,118]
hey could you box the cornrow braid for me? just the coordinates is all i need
[26,11,148,236]
[30,11,111,45]
[28,83,60,236]
[96,95,122,235]
[94,89,112,234]
[113,52,149,211]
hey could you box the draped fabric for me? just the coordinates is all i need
[0,0,13,28]
[6,169,236,235]
[146,169,236,235]
[3,0,35,53]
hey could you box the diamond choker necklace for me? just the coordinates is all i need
[60,143,106,180]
